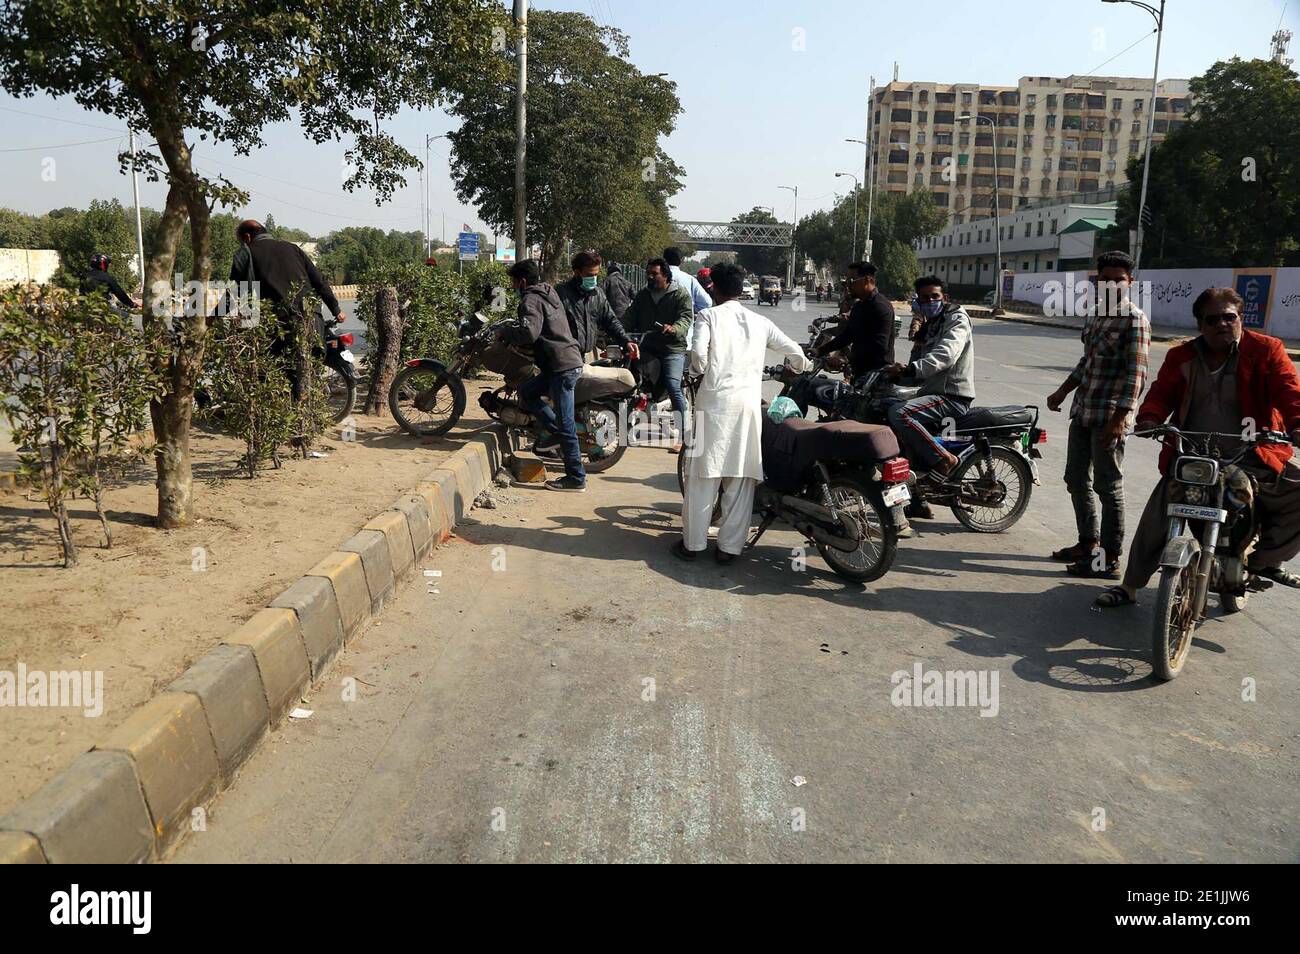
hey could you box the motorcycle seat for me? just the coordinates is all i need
[954,405,1033,431]
[574,364,636,403]
[761,416,900,492]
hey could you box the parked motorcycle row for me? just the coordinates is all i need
[384,305,1292,682]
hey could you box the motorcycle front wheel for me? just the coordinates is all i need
[816,475,897,583]
[388,363,466,437]
[1152,561,1198,680]
[948,444,1033,533]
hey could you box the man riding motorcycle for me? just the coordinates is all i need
[881,276,975,518]
[1095,286,1300,608]
[80,253,140,312]
[557,250,635,363]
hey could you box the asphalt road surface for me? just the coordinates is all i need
[176,299,1299,863]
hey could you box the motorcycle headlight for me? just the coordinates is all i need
[1174,457,1217,486]
[1181,485,1207,505]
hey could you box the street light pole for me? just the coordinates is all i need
[834,172,860,266]
[778,184,798,289]
[1103,0,1164,275]
[423,133,447,259]
[959,113,1003,314]
[866,75,876,258]
[128,126,146,298]
[513,0,529,258]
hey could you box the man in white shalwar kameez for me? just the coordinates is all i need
[676,262,809,563]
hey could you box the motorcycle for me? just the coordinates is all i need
[389,312,635,473]
[319,316,358,424]
[675,366,912,582]
[780,368,1045,533]
[597,332,693,447]
[1138,423,1297,681]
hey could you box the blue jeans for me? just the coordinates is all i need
[656,350,688,422]
[520,367,585,482]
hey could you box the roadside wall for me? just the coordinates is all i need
[1009,267,1300,339]
[0,248,59,288]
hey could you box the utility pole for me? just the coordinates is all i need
[960,113,1003,314]
[778,184,798,290]
[128,126,145,298]
[834,172,860,266]
[424,134,432,258]
[865,74,876,260]
[1103,0,1165,275]
[513,0,528,258]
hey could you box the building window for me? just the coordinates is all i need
[962,91,973,105]
[1036,220,1044,236]
[1111,97,1123,111]
[1049,220,1057,234]
[1133,98,1144,112]
[1023,114,1036,130]
[1040,177,1052,192]
[1046,114,1057,129]
[918,111,929,124]
[1045,260,1053,270]
[1042,157,1053,171]
[1046,94,1058,108]
[1106,159,1117,173]
[891,108,912,122]
[917,131,927,144]
[1022,134,1034,148]
[1026,94,1037,108]
[958,132,970,147]
[1024,223,1031,237]
[934,110,955,125]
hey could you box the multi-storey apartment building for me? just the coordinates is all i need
[868,74,1191,223]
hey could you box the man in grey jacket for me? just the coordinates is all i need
[884,276,975,480]
[503,259,587,492]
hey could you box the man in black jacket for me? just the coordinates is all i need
[80,253,139,311]
[556,250,634,361]
[601,263,633,321]
[503,259,587,492]
[817,260,895,378]
[227,219,344,397]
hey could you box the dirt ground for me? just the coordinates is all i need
[0,381,498,817]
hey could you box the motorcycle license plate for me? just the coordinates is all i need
[1166,503,1226,522]
[339,351,355,363]
[882,482,911,507]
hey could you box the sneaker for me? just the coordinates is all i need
[531,436,561,455]
[544,476,586,492]
[1050,540,1101,563]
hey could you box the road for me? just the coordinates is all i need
[176,297,1300,863]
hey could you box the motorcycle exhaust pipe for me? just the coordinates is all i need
[799,521,861,553]
[779,493,835,523]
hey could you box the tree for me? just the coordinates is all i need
[866,189,947,298]
[1102,57,1300,268]
[448,10,684,280]
[730,207,788,277]
[794,208,840,272]
[0,208,50,248]
[0,1,509,527]
[316,227,426,284]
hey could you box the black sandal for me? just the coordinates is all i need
[1094,586,1136,608]
[1066,555,1120,579]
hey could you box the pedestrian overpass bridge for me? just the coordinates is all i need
[670,220,792,250]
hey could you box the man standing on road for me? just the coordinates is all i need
[1046,250,1150,579]
[677,261,808,564]
[1095,287,1300,607]
[815,261,896,379]
[228,219,345,398]
[557,250,634,363]
[503,259,588,493]
[601,262,633,321]
[622,258,693,454]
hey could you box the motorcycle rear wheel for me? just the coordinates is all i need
[815,475,897,583]
[389,363,466,437]
[1152,562,1198,680]
[322,366,356,424]
[948,444,1032,533]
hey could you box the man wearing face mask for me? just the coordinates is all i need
[882,276,974,488]
[556,250,636,364]
[815,261,896,379]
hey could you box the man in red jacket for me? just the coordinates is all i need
[1096,287,1300,608]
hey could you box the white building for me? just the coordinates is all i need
[915,198,1117,289]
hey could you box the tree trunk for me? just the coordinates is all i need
[145,182,192,528]
[363,285,402,415]
[540,235,567,283]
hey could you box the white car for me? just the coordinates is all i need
[741,281,755,300]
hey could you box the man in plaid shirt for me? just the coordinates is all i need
[1046,251,1151,578]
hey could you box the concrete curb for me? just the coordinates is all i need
[0,424,510,863]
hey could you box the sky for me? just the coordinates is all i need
[0,0,1295,243]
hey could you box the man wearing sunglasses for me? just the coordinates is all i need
[1095,286,1300,608]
